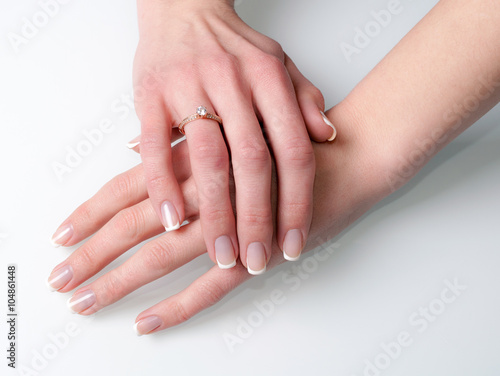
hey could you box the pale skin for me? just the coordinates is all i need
[47,0,500,334]
[132,0,336,274]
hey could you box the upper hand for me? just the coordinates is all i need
[133,0,336,274]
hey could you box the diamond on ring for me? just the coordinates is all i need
[197,106,208,116]
[178,106,223,135]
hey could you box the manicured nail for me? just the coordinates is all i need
[320,111,337,142]
[67,290,96,314]
[126,136,140,149]
[46,265,73,292]
[283,229,303,261]
[215,235,236,269]
[246,242,267,275]
[161,201,180,232]
[50,224,73,247]
[133,316,163,336]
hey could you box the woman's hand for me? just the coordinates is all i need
[133,0,336,274]
[46,107,390,334]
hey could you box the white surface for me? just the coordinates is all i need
[1,0,499,375]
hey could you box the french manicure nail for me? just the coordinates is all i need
[283,229,303,261]
[50,224,73,247]
[46,265,73,292]
[161,201,180,232]
[67,290,96,314]
[126,136,140,149]
[320,111,337,142]
[247,242,267,276]
[133,316,163,336]
[215,235,236,269]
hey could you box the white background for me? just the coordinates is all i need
[1,0,499,375]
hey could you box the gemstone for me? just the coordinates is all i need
[197,106,207,116]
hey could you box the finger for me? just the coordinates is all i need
[126,129,186,154]
[65,220,207,315]
[135,263,251,333]
[140,97,184,232]
[212,95,273,275]
[251,57,315,262]
[284,54,336,142]
[46,177,200,293]
[50,141,191,248]
[49,165,148,247]
[134,241,289,333]
[181,104,238,270]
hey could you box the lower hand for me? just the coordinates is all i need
[46,107,390,334]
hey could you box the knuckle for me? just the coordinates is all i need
[237,139,271,169]
[254,53,285,78]
[108,173,136,200]
[169,300,192,323]
[197,175,227,203]
[99,272,126,302]
[202,205,232,224]
[142,240,175,272]
[281,137,315,168]
[193,143,228,170]
[77,244,98,268]
[139,133,165,153]
[74,201,94,225]
[304,85,324,106]
[265,40,285,58]
[283,200,311,218]
[111,208,143,241]
[146,174,170,194]
[209,53,239,78]
[239,208,272,227]
[196,278,227,308]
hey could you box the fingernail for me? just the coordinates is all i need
[246,242,267,275]
[46,265,73,292]
[283,229,303,261]
[133,316,163,336]
[126,136,140,149]
[161,201,180,232]
[320,111,337,142]
[67,290,96,314]
[50,224,73,247]
[215,236,236,269]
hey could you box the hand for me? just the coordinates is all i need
[46,107,391,333]
[133,0,336,274]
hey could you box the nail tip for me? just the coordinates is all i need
[133,322,142,336]
[284,253,301,262]
[247,266,266,276]
[46,279,57,292]
[49,236,61,248]
[66,300,77,314]
[327,128,337,142]
[217,260,237,270]
[320,111,337,141]
[164,222,181,232]
[126,141,140,149]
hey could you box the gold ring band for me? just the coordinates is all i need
[178,106,223,135]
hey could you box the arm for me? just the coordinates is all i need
[331,0,500,194]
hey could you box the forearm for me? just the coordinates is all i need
[330,0,500,190]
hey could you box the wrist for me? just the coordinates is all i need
[136,0,236,37]
[137,0,234,17]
